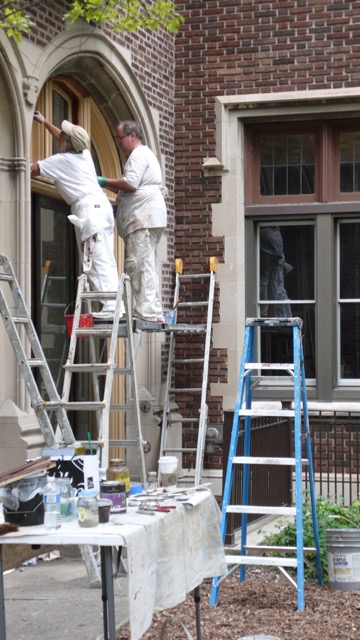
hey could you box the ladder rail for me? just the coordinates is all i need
[210,316,322,612]
[0,253,73,446]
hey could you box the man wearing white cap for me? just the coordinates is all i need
[31,113,119,319]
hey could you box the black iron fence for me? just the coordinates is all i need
[223,409,360,545]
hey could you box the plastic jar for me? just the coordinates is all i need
[56,477,73,521]
[106,459,130,495]
[146,471,158,491]
[77,489,99,527]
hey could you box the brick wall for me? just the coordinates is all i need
[173,0,360,463]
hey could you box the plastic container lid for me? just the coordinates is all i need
[78,489,97,497]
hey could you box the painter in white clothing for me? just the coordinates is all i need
[31,115,119,317]
[97,121,167,323]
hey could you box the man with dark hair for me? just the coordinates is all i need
[31,112,119,319]
[97,120,167,323]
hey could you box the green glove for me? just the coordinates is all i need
[97,176,106,187]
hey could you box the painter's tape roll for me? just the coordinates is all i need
[129,482,143,495]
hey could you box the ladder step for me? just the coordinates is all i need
[244,545,317,554]
[12,316,29,324]
[178,301,209,308]
[169,417,199,424]
[172,358,204,364]
[28,358,46,367]
[225,554,298,568]
[179,273,211,280]
[0,273,13,282]
[245,363,294,370]
[168,324,206,333]
[63,363,114,373]
[163,447,197,453]
[233,456,308,466]
[45,401,106,411]
[169,387,202,393]
[226,505,296,516]
[80,291,117,300]
[110,404,136,412]
[108,439,139,447]
[238,408,294,417]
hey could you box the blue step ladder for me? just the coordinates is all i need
[210,317,322,612]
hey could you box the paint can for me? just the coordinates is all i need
[327,528,360,590]
[100,480,126,514]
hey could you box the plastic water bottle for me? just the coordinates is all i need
[43,477,61,529]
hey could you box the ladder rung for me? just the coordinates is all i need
[80,292,117,300]
[225,555,298,568]
[110,404,135,412]
[108,440,138,447]
[238,408,294,417]
[163,447,197,453]
[169,417,199,424]
[0,274,13,282]
[12,316,29,324]
[179,273,211,280]
[172,358,204,364]
[244,545,316,554]
[245,363,294,370]
[178,301,209,308]
[226,505,296,516]
[169,387,202,393]
[168,324,206,333]
[63,363,114,373]
[233,456,308,466]
[28,358,45,367]
[45,401,106,411]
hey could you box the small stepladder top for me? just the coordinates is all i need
[210,317,322,612]
[0,252,74,447]
[159,256,218,487]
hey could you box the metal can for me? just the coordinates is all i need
[100,480,126,514]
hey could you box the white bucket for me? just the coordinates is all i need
[327,528,360,590]
[158,456,178,487]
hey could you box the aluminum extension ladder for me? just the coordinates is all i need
[159,257,217,486]
[62,272,147,482]
[0,253,74,447]
[0,254,99,585]
[210,317,323,612]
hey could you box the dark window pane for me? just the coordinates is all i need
[302,165,315,194]
[339,222,360,298]
[261,166,273,195]
[340,131,360,192]
[288,165,301,194]
[340,303,360,378]
[259,134,315,196]
[274,166,287,194]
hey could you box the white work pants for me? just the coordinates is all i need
[71,194,119,311]
[124,228,164,321]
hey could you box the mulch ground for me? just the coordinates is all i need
[117,567,360,640]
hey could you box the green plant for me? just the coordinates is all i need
[259,496,360,582]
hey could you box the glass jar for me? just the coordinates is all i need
[146,471,158,491]
[106,458,130,495]
[77,489,99,527]
[56,477,73,521]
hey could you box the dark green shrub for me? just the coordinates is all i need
[260,496,360,581]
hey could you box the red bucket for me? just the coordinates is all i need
[65,303,93,338]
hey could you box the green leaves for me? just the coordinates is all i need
[0,1,184,42]
[260,495,360,581]
[0,2,34,43]
[64,0,184,34]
